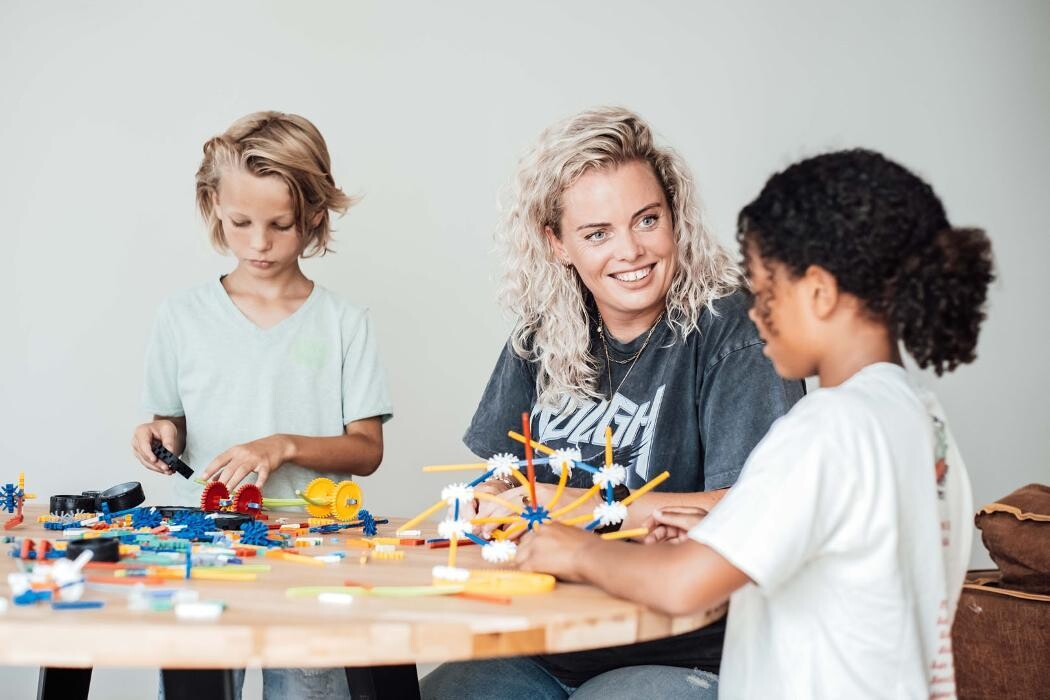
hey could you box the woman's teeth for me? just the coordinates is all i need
[612,266,652,282]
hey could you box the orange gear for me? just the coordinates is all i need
[200,481,230,511]
[233,483,263,517]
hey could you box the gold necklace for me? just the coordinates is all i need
[597,311,665,400]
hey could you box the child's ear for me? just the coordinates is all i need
[804,265,840,319]
[544,225,571,266]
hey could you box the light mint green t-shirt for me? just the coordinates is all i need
[142,277,393,506]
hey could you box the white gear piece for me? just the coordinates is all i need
[592,501,628,527]
[593,463,627,488]
[481,539,517,563]
[437,518,471,541]
[432,565,470,582]
[486,453,519,479]
[549,448,581,477]
[441,483,475,505]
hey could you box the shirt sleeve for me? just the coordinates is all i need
[142,302,184,417]
[341,311,394,425]
[698,341,806,491]
[463,339,537,457]
[688,399,856,592]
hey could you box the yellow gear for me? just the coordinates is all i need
[302,478,337,517]
[331,480,363,522]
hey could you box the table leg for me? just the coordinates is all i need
[161,669,236,700]
[346,664,420,700]
[37,667,92,700]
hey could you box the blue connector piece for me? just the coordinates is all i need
[239,520,277,547]
[359,510,378,537]
[131,507,163,530]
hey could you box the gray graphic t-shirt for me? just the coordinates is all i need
[464,289,805,684]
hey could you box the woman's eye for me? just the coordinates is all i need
[274,224,294,232]
[585,229,608,242]
[231,220,249,228]
[639,214,659,228]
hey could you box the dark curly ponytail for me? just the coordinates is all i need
[737,149,995,375]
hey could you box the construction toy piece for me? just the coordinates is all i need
[171,511,213,542]
[200,481,230,511]
[232,484,262,516]
[65,537,120,563]
[239,520,278,547]
[262,478,364,522]
[151,441,194,479]
[49,494,97,515]
[405,414,671,584]
[359,509,378,536]
[131,507,163,530]
[301,478,337,517]
[2,473,36,529]
[209,512,252,531]
[98,482,145,513]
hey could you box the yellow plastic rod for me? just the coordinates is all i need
[604,426,613,467]
[559,513,594,527]
[422,463,487,472]
[545,461,570,512]
[600,527,649,541]
[549,484,601,519]
[448,535,459,568]
[621,471,671,506]
[507,431,554,455]
[399,500,448,532]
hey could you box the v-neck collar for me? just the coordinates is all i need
[214,275,320,335]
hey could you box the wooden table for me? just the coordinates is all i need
[1,504,725,698]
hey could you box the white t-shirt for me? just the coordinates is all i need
[142,278,393,505]
[689,362,972,699]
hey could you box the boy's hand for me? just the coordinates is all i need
[642,506,708,544]
[200,435,293,490]
[515,523,595,582]
[132,419,180,475]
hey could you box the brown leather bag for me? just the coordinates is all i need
[973,483,1050,594]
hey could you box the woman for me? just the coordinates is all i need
[421,107,804,699]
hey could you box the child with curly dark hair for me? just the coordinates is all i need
[515,148,994,699]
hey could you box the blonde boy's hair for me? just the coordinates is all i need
[195,111,355,257]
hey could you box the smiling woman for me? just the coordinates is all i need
[419,107,806,699]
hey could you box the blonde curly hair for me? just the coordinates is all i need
[497,106,740,408]
[195,111,355,257]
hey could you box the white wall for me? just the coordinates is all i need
[2,1,1047,696]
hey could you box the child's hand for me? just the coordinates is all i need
[132,420,180,475]
[200,435,293,490]
[515,523,594,582]
[642,506,709,544]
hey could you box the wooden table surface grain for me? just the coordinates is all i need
[0,505,725,669]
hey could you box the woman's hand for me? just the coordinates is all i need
[474,482,555,538]
[642,506,709,544]
[200,435,293,489]
[515,523,595,582]
[131,419,182,475]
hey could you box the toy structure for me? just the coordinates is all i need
[151,441,194,479]
[197,477,364,522]
[402,414,669,584]
[2,473,36,529]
